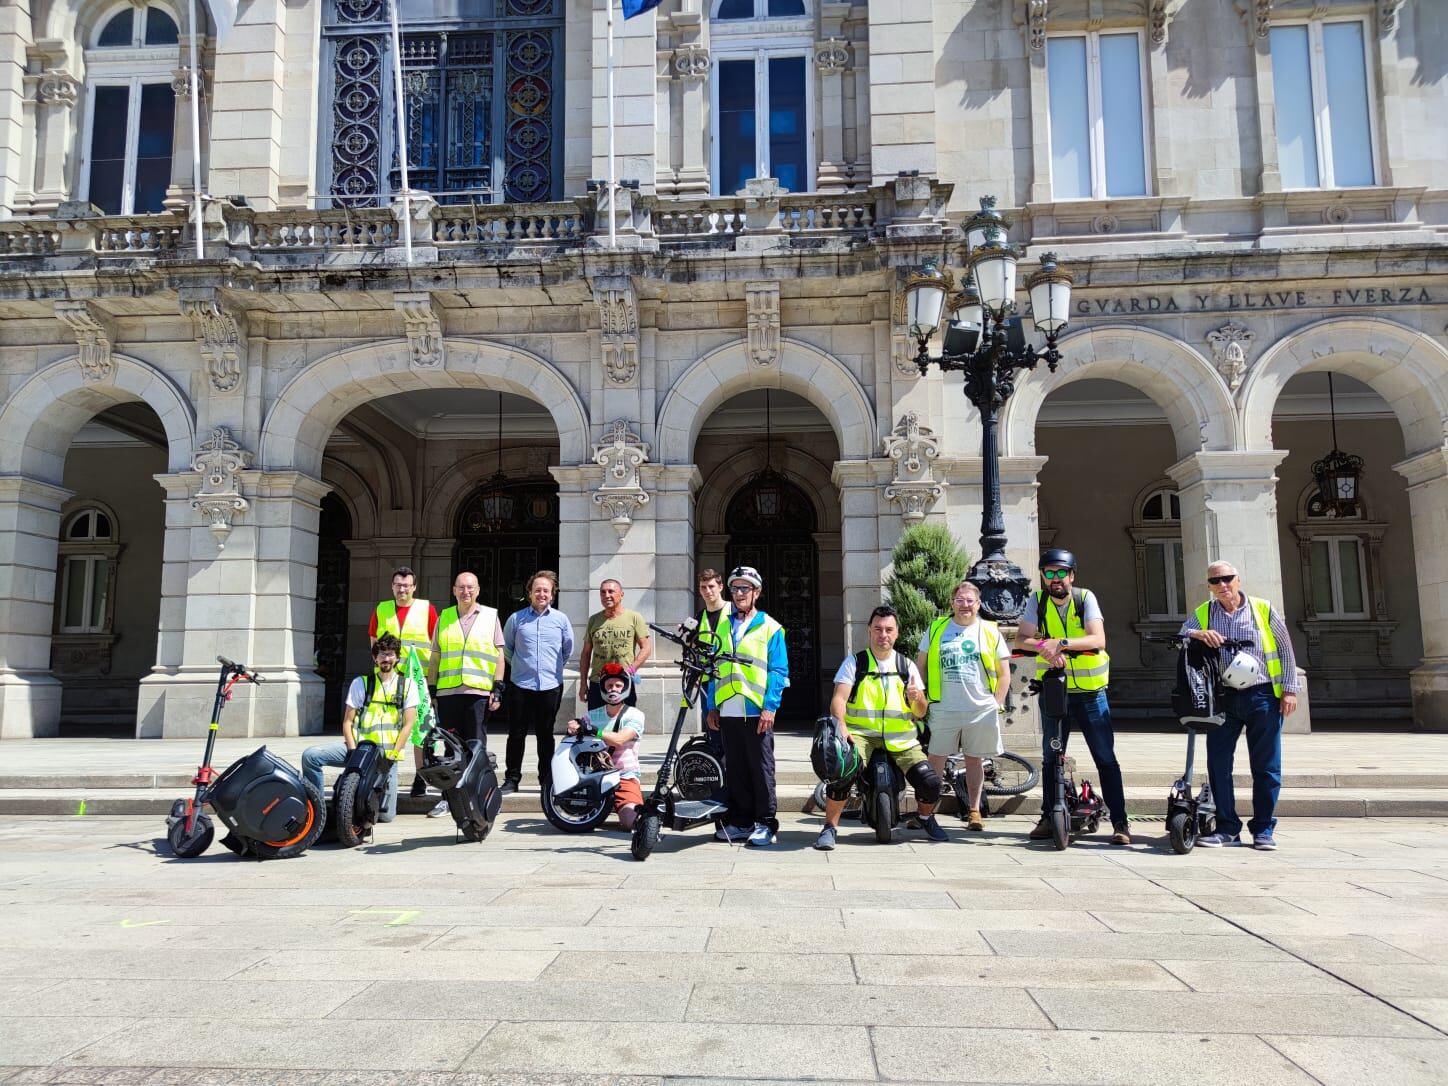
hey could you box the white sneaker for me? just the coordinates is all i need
[1196,832,1241,847]
[746,823,773,848]
[426,799,449,819]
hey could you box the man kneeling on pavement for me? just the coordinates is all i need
[814,605,947,850]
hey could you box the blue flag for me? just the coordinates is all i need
[621,0,662,17]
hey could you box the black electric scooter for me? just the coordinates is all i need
[418,723,502,842]
[332,740,392,848]
[1038,652,1107,852]
[1143,632,1253,854]
[166,656,326,860]
[629,620,742,860]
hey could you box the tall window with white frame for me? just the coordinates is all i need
[57,507,119,635]
[1132,487,1186,621]
[81,3,179,214]
[1269,16,1377,189]
[711,0,811,197]
[1045,29,1148,200]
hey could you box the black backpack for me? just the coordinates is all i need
[846,650,908,703]
[1035,589,1088,635]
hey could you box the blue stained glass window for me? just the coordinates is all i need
[133,82,176,213]
[88,85,130,213]
[768,55,806,193]
[718,58,755,196]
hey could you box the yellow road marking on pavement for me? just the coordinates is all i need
[75,800,87,816]
[348,908,421,927]
[119,919,170,928]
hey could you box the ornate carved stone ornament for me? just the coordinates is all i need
[179,288,247,394]
[673,43,710,80]
[190,427,252,550]
[595,278,639,386]
[745,281,781,367]
[591,419,650,538]
[882,412,945,525]
[37,69,79,105]
[394,291,444,369]
[1207,320,1256,391]
[1378,0,1406,33]
[53,300,117,384]
[171,67,193,99]
[1150,0,1169,45]
[814,38,850,73]
[1237,0,1273,38]
[1027,0,1049,52]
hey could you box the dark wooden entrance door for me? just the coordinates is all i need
[725,473,820,726]
[313,493,352,732]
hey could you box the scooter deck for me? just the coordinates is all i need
[670,798,728,825]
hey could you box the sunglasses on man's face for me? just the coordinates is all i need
[730,584,756,594]
[1208,575,1237,586]
[1041,568,1071,580]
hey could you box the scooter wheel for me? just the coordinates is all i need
[334,772,366,849]
[874,790,894,844]
[250,779,326,860]
[630,812,661,861]
[677,747,724,803]
[1050,808,1070,851]
[1168,811,1197,854]
[166,812,214,858]
[541,782,611,833]
[801,781,826,816]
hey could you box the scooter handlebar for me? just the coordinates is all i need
[216,655,263,683]
[1142,633,1254,652]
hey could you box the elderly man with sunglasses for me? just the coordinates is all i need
[1180,560,1299,851]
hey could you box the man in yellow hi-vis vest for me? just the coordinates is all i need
[1181,560,1299,851]
[369,565,438,801]
[1015,548,1131,846]
[424,570,506,816]
[704,565,789,848]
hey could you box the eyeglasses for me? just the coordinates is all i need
[729,584,756,594]
[1041,568,1071,580]
[1207,575,1237,585]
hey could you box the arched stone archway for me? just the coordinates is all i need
[260,339,590,474]
[1001,325,1237,459]
[0,354,196,483]
[655,338,876,465]
[1239,317,1448,458]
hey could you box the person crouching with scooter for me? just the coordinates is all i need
[302,634,418,823]
[814,606,945,850]
[567,662,646,830]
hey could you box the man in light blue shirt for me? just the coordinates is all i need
[501,570,574,793]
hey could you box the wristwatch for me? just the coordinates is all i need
[1057,638,1070,652]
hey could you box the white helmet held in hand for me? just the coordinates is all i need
[1220,650,1264,691]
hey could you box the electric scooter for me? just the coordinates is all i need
[1143,632,1253,854]
[166,656,326,860]
[332,740,393,848]
[417,723,502,842]
[628,619,742,860]
[1038,652,1106,852]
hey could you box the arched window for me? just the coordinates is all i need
[57,506,121,634]
[1301,488,1369,620]
[710,0,812,196]
[1128,484,1186,621]
[81,3,179,214]
[1290,483,1394,668]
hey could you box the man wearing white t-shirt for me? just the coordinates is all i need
[301,634,419,823]
[916,581,1012,832]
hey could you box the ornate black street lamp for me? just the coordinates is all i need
[905,197,1074,622]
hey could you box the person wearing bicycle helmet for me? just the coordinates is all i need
[1015,548,1131,846]
[1180,560,1299,851]
[705,564,789,847]
[567,663,646,830]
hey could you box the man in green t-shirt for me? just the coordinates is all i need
[578,579,652,710]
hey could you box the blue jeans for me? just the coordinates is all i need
[301,742,399,822]
[1039,690,1128,828]
[1207,685,1282,838]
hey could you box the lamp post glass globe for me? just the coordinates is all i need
[963,194,1008,254]
[904,262,949,340]
[1025,251,1073,336]
[968,231,1017,315]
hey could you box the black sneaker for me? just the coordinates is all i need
[499,778,520,795]
[409,775,427,798]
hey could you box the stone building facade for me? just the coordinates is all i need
[0,0,1445,739]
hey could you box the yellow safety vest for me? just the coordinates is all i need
[355,669,409,759]
[1194,596,1284,698]
[374,599,433,665]
[924,616,1006,703]
[715,611,784,712]
[436,605,502,692]
[843,652,920,753]
[682,608,732,709]
[1033,591,1110,692]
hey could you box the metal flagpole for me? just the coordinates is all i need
[605,0,616,248]
[387,0,413,264]
[187,0,204,259]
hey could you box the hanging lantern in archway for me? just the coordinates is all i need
[476,391,515,532]
[1310,374,1364,518]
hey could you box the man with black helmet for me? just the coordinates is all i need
[1015,548,1130,846]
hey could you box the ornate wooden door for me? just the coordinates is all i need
[313,493,352,732]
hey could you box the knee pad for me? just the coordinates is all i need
[906,761,941,805]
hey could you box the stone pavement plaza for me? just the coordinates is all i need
[2,809,1448,1086]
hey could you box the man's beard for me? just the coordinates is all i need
[1048,582,1070,597]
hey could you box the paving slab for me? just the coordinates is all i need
[0,979,370,1021]
[1263,1035,1448,1086]
[0,1019,137,1066]
[538,950,858,985]
[852,953,1189,991]
[981,929,1292,961]
[1322,962,1448,997]
[1157,959,1358,994]
[232,949,559,982]
[703,924,993,956]
[685,981,1052,1027]
[870,1026,1317,1085]
[330,980,693,1022]
[428,925,711,954]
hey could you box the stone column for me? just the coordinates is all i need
[1168,450,1311,731]
[671,38,709,195]
[208,0,289,208]
[549,464,595,716]
[592,0,657,192]
[30,67,80,213]
[831,459,887,655]
[163,63,197,212]
[0,476,71,738]
[137,469,328,738]
[646,463,700,714]
[813,31,851,193]
[1394,448,1448,731]
[0,1,32,214]
[865,0,934,183]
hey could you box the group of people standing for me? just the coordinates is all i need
[305,547,1300,854]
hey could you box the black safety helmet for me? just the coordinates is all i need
[1038,548,1077,572]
